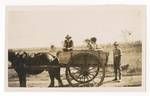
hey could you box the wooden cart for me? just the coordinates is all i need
[57,50,109,87]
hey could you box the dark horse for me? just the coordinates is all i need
[8,50,63,87]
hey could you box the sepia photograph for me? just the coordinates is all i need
[6,5,146,89]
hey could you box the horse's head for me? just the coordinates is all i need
[8,50,28,65]
[8,49,16,63]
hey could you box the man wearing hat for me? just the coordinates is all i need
[113,41,122,82]
[63,35,74,51]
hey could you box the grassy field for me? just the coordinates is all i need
[8,41,142,77]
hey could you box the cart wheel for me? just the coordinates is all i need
[66,53,105,87]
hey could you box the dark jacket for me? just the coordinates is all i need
[64,40,73,48]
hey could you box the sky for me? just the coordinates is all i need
[6,6,146,48]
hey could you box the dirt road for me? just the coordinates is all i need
[8,70,141,87]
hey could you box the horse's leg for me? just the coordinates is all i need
[55,74,63,87]
[21,71,26,87]
[17,71,26,87]
[48,71,55,87]
[17,71,22,87]
[54,68,63,87]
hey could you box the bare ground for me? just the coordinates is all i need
[8,69,141,87]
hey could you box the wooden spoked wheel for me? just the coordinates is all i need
[66,53,105,87]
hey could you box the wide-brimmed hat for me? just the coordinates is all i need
[113,41,119,46]
[65,35,71,39]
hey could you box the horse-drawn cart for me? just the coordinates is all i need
[8,49,109,87]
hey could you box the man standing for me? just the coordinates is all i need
[63,35,74,51]
[113,41,122,82]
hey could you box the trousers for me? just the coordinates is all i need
[114,56,121,80]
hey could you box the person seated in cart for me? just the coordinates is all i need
[84,37,98,50]
[63,35,74,51]
[84,39,93,50]
[90,37,98,50]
